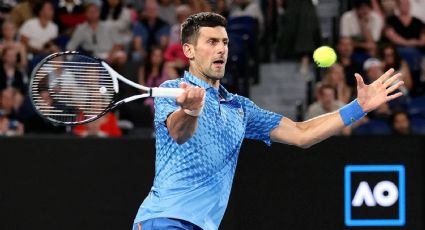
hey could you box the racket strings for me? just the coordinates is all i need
[31,55,115,124]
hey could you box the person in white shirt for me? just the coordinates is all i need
[19,1,58,55]
[340,0,383,57]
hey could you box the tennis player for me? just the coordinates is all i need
[133,12,404,230]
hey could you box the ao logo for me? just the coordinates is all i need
[352,181,398,207]
[344,165,405,227]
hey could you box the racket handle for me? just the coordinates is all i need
[151,87,184,98]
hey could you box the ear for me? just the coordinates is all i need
[183,43,194,60]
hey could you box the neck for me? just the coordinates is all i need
[88,21,98,29]
[39,18,49,27]
[188,66,220,89]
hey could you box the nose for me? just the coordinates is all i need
[217,42,227,55]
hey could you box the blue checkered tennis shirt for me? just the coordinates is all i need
[133,71,283,230]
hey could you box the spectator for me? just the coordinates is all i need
[100,0,132,46]
[158,0,177,26]
[379,43,413,91]
[363,57,384,82]
[371,0,397,19]
[340,0,384,58]
[0,20,27,69]
[19,1,59,55]
[389,110,411,135]
[322,63,354,104]
[67,3,127,65]
[337,36,365,88]
[132,0,170,61]
[215,0,229,18]
[0,46,26,94]
[9,0,39,28]
[384,0,425,80]
[275,0,321,66]
[363,58,393,119]
[56,0,85,33]
[138,46,170,114]
[305,83,345,120]
[73,112,122,137]
[0,87,24,136]
[229,0,264,34]
[168,4,192,45]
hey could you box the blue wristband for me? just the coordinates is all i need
[339,99,367,126]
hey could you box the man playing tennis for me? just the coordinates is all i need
[133,12,404,230]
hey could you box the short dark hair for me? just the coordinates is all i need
[33,1,52,17]
[352,0,372,8]
[181,12,227,45]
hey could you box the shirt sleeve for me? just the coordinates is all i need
[154,80,181,125]
[242,97,283,146]
[19,20,31,38]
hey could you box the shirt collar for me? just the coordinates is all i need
[183,71,234,101]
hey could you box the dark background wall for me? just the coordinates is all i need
[1,136,424,230]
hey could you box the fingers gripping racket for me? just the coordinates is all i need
[29,51,183,126]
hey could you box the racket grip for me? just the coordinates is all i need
[151,87,184,98]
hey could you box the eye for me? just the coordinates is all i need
[208,39,217,45]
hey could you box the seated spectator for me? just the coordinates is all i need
[132,0,170,61]
[55,0,86,49]
[138,47,171,113]
[276,0,321,62]
[19,0,59,56]
[321,64,354,104]
[0,46,26,94]
[370,0,397,19]
[100,0,132,46]
[73,112,122,137]
[0,87,24,136]
[9,0,38,28]
[389,110,411,135]
[66,2,127,66]
[168,4,192,46]
[379,43,413,92]
[158,0,177,26]
[340,0,383,59]
[0,20,27,69]
[56,0,85,33]
[384,0,425,95]
[229,0,264,34]
[337,36,365,87]
[305,83,345,119]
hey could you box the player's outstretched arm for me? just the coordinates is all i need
[270,68,404,148]
[167,82,205,144]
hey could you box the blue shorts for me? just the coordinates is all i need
[133,218,203,230]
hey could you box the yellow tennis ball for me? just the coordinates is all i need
[313,46,337,68]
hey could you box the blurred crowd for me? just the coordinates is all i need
[306,0,425,136]
[0,0,424,137]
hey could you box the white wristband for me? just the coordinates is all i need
[183,104,204,117]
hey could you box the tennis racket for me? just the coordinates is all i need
[29,51,183,126]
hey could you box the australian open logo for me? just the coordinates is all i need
[344,165,405,226]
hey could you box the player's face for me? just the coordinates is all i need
[189,27,228,81]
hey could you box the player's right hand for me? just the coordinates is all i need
[176,82,206,111]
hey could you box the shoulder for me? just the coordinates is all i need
[369,11,382,21]
[341,10,356,21]
[20,18,36,28]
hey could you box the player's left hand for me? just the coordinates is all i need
[356,68,404,113]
